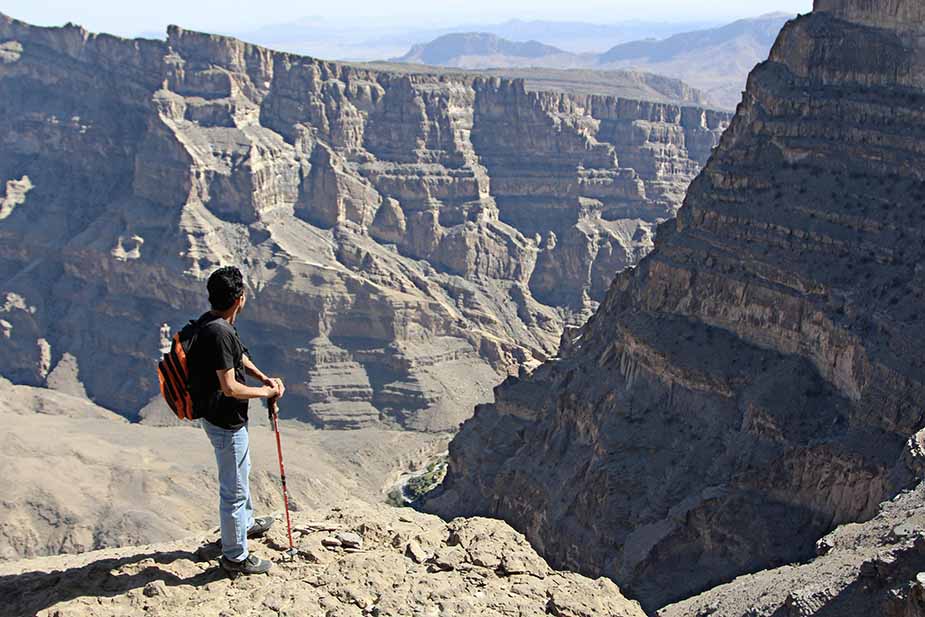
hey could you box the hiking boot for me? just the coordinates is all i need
[220,553,272,575]
[248,516,274,539]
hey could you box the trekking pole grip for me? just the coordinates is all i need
[268,395,279,422]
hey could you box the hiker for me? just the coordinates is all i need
[188,266,286,575]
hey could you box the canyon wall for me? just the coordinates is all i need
[660,483,925,617]
[0,14,728,430]
[427,0,925,609]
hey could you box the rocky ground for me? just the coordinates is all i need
[427,0,925,611]
[0,500,644,617]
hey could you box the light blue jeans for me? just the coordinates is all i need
[202,418,255,561]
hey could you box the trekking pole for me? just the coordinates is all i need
[269,397,297,559]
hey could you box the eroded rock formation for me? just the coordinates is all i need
[427,0,925,610]
[0,14,728,430]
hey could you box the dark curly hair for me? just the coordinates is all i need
[207,266,244,311]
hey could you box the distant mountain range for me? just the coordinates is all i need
[598,13,790,63]
[596,12,793,108]
[392,13,794,109]
[369,18,721,54]
[227,18,720,62]
[397,33,572,67]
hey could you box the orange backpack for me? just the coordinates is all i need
[156,320,201,421]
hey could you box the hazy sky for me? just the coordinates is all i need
[3,1,814,37]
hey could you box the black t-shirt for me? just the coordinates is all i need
[188,312,249,429]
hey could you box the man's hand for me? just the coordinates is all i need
[266,378,285,422]
[261,384,278,399]
[270,377,285,399]
[262,377,285,400]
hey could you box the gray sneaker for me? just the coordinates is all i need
[220,553,272,575]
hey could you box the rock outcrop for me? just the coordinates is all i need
[0,500,645,617]
[427,0,925,610]
[660,483,925,617]
[0,13,728,430]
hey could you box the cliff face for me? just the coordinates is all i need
[428,0,925,609]
[815,0,925,33]
[659,483,925,617]
[0,14,728,430]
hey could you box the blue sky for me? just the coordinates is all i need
[3,1,814,37]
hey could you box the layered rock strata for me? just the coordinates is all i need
[0,14,728,429]
[428,0,925,609]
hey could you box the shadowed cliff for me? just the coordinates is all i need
[426,0,925,609]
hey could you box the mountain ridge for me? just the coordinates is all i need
[392,13,795,110]
[397,32,569,66]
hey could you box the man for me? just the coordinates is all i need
[189,266,286,575]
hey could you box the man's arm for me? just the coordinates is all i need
[242,354,269,383]
[242,354,286,398]
[217,368,279,400]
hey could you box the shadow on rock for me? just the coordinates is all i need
[0,546,224,617]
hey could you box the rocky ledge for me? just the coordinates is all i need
[0,500,644,617]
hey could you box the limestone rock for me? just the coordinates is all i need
[404,540,429,564]
[428,1,925,611]
[141,580,168,598]
[0,500,645,617]
[432,545,467,571]
[335,531,363,549]
[0,12,728,430]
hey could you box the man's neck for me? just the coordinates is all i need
[209,308,236,324]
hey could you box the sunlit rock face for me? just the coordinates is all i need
[0,13,727,430]
[427,0,925,609]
